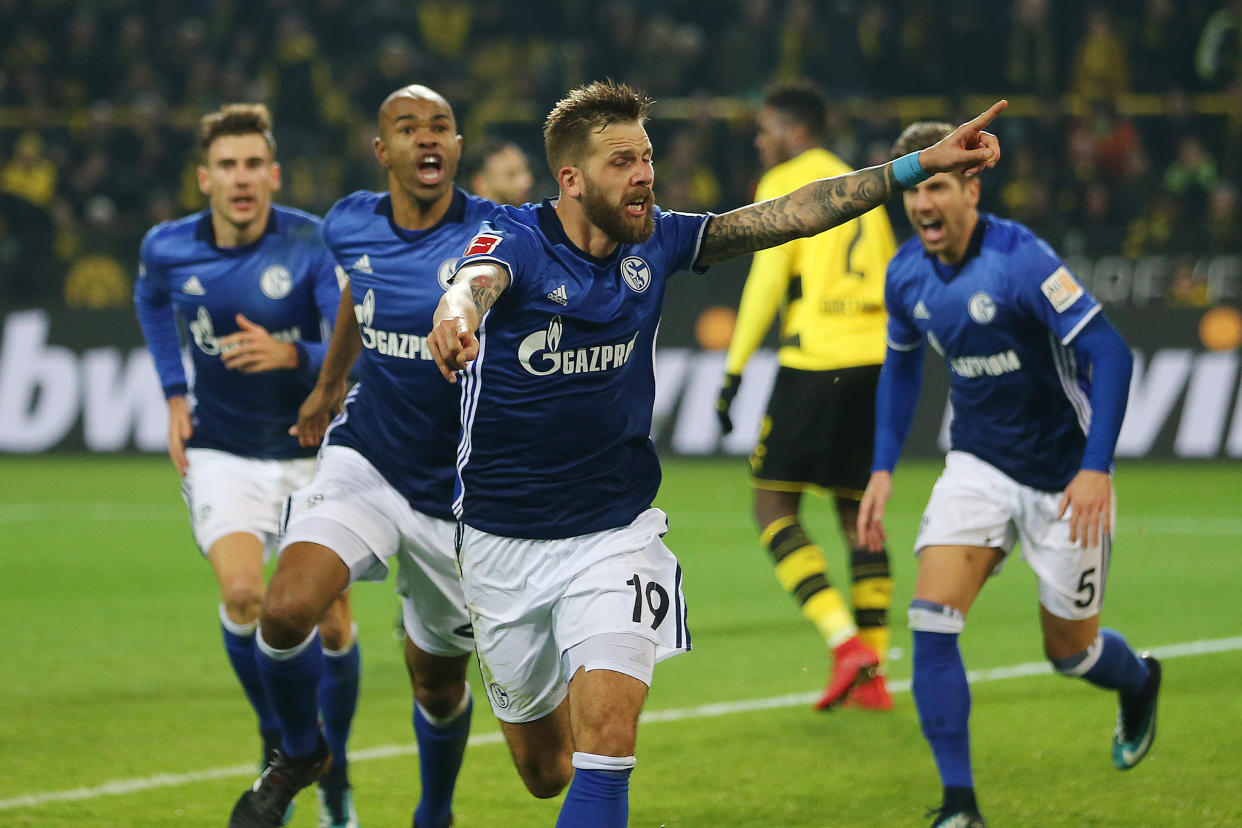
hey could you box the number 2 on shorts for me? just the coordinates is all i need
[627,573,669,629]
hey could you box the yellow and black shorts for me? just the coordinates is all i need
[749,364,880,499]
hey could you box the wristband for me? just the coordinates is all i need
[892,151,930,189]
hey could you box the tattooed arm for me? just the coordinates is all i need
[697,100,1007,267]
[698,165,896,266]
[428,261,512,382]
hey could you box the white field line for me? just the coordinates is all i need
[2,635,1239,812]
[4,503,1242,537]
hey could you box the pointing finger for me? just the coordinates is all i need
[967,100,1008,132]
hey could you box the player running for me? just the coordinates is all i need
[228,86,495,828]
[134,103,355,827]
[857,121,1161,828]
[428,81,1006,826]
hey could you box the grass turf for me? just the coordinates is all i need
[1,455,1239,826]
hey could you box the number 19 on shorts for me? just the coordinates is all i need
[627,573,670,629]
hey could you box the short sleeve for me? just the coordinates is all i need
[307,226,342,324]
[457,214,528,287]
[655,208,712,274]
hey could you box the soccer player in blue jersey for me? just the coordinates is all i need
[133,104,358,826]
[228,86,495,828]
[426,81,1006,827]
[856,121,1162,828]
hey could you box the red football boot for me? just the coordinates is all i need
[846,674,894,711]
[813,636,880,711]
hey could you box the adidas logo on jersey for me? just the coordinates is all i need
[182,276,206,295]
[546,284,569,306]
[351,254,373,274]
[913,301,931,319]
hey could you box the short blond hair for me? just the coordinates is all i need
[543,80,651,172]
[198,103,276,158]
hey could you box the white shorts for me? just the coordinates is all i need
[181,448,316,558]
[459,507,692,723]
[915,451,1113,620]
[280,445,473,658]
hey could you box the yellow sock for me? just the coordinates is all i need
[850,546,893,667]
[762,517,856,648]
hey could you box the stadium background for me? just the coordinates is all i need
[2,4,1242,827]
[2,0,1242,459]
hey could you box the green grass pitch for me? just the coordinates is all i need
[2,455,1240,827]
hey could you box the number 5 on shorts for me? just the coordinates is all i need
[1074,566,1097,608]
[627,573,669,629]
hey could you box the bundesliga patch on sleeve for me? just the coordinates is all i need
[1040,266,1084,313]
[464,232,503,257]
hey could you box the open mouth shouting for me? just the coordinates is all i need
[417,153,445,186]
[623,189,653,219]
[916,216,946,245]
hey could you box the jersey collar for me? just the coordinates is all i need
[928,213,989,282]
[378,187,468,241]
[195,207,280,255]
[536,198,622,268]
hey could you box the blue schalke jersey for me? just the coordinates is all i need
[885,213,1101,491]
[135,205,339,459]
[323,188,497,520]
[454,200,711,539]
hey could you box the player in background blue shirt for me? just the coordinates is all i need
[229,87,493,828]
[133,104,356,827]
[856,122,1161,828]
[429,81,1007,827]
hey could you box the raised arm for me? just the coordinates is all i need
[697,100,1007,267]
[427,261,511,382]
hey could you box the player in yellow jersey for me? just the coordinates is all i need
[717,81,897,711]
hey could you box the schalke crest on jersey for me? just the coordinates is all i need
[620,256,652,293]
[260,265,293,299]
[437,257,460,290]
[968,291,997,324]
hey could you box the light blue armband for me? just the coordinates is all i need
[892,151,930,189]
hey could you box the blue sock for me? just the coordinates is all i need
[219,608,280,735]
[1081,629,1149,694]
[257,628,324,759]
[412,692,472,828]
[318,635,360,790]
[912,630,974,790]
[556,753,633,828]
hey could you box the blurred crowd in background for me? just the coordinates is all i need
[2,0,1241,310]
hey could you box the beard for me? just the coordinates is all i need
[580,180,655,244]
